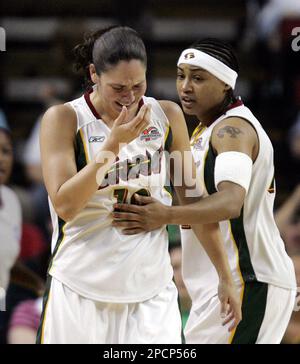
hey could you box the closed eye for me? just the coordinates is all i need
[112,86,123,92]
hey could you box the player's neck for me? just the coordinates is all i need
[197,111,218,127]
[89,91,115,128]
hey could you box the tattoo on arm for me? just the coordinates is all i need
[217,126,244,139]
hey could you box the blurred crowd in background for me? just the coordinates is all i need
[0,0,300,344]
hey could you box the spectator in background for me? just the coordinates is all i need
[0,124,22,306]
[258,0,300,122]
[0,123,45,344]
[256,0,300,44]
[243,0,300,137]
[242,0,300,54]
[7,297,43,344]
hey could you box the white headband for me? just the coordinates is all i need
[177,48,238,89]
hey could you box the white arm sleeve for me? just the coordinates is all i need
[214,151,253,194]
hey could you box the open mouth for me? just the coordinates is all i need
[181,96,195,107]
[181,96,195,103]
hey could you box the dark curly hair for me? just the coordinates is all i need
[73,26,147,90]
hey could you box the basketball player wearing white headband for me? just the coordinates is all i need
[113,39,297,344]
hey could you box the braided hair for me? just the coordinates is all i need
[190,38,239,114]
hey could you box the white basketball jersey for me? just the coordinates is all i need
[0,186,21,291]
[181,100,296,308]
[48,92,174,303]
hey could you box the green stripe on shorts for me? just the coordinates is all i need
[231,281,268,344]
[36,275,52,344]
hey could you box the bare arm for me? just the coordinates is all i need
[114,117,257,226]
[167,182,246,224]
[41,103,150,221]
[8,326,37,344]
[148,117,258,225]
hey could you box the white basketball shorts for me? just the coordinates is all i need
[184,281,296,344]
[37,276,182,344]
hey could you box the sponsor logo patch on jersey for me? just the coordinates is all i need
[140,126,162,142]
[192,137,205,151]
[89,136,105,143]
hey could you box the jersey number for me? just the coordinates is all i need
[113,188,151,211]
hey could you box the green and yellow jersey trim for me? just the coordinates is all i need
[190,124,207,147]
